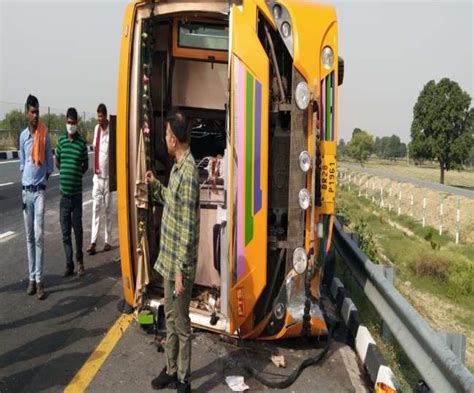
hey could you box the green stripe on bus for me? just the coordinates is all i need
[326,74,331,141]
[245,71,254,246]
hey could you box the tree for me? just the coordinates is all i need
[398,142,407,159]
[374,137,383,158]
[410,78,473,184]
[469,145,474,166]
[337,138,346,157]
[347,130,374,166]
[1,109,27,133]
[387,135,402,161]
[0,109,28,149]
[374,135,405,160]
[338,138,346,150]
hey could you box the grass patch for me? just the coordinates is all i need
[408,251,451,282]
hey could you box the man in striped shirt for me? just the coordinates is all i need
[55,108,89,277]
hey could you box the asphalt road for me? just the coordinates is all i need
[0,156,369,392]
[0,154,124,392]
[88,323,369,392]
[340,162,474,199]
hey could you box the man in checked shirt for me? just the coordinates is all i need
[146,109,199,393]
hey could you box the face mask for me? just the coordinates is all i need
[67,124,77,135]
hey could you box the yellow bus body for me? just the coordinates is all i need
[117,0,341,340]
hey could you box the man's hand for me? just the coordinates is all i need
[145,170,156,185]
[175,274,184,296]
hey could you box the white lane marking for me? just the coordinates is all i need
[0,160,20,165]
[83,199,93,206]
[0,151,90,166]
[0,231,15,240]
[0,182,14,187]
[51,173,60,177]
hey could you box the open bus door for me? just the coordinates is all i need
[227,3,270,336]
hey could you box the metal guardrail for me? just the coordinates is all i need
[332,218,474,392]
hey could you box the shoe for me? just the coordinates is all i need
[103,243,111,252]
[63,269,75,277]
[177,380,191,393]
[87,243,96,255]
[151,367,177,390]
[77,263,85,276]
[37,283,45,300]
[27,281,36,295]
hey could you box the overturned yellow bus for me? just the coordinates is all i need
[116,0,343,339]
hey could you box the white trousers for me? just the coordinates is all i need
[91,175,111,244]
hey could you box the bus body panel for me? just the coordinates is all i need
[228,2,270,335]
[116,0,341,340]
[117,2,138,307]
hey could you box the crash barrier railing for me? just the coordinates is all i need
[332,218,474,392]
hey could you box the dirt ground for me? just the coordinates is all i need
[364,160,474,190]
[398,281,474,371]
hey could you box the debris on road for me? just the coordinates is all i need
[225,375,250,392]
[271,354,286,368]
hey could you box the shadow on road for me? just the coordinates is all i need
[0,327,105,370]
[0,293,118,332]
[0,259,118,295]
[0,352,90,393]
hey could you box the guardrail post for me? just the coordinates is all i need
[439,332,466,364]
[422,197,427,227]
[398,188,402,216]
[349,232,360,247]
[380,265,395,342]
[439,195,444,235]
[455,197,460,244]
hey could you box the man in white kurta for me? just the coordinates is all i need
[87,103,112,255]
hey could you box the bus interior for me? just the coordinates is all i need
[137,9,295,334]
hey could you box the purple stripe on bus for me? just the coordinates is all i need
[254,80,262,214]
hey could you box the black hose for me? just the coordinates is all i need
[237,323,336,389]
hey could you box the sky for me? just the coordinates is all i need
[0,0,473,143]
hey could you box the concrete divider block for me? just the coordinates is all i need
[355,325,376,363]
[331,277,344,300]
[375,365,397,391]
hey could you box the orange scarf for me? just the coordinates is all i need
[31,123,48,167]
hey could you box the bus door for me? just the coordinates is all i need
[227,3,270,335]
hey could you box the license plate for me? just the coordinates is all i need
[321,156,336,203]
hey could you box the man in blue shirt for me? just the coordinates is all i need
[19,94,54,300]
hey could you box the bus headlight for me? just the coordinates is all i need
[273,4,282,19]
[299,151,311,172]
[298,188,311,210]
[274,302,285,319]
[292,247,308,274]
[295,81,310,110]
[281,21,291,38]
[321,46,334,70]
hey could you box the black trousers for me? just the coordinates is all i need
[60,193,83,271]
